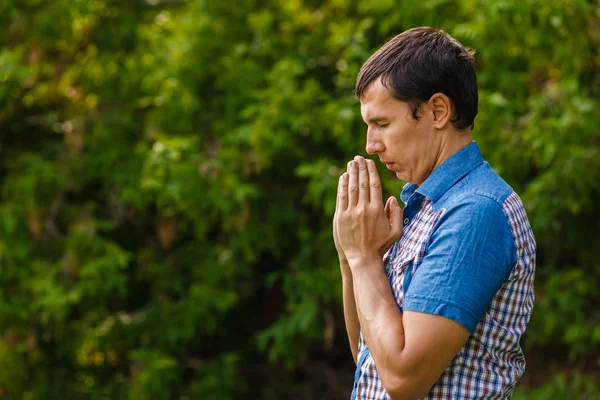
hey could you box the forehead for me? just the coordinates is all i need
[359,78,398,119]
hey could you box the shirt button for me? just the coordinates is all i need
[404,218,409,224]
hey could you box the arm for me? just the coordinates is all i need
[335,172,360,363]
[340,261,360,364]
[337,156,513,399]
[334,161,401,364]
[349,259,469,400]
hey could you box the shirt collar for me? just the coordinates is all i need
[401,141,484,204]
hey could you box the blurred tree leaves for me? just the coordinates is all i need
[0,0,598,398]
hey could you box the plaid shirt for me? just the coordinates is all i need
[351,142,536,399]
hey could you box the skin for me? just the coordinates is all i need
[333,77,474,399]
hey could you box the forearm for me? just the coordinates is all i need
[350,258,407,395]
[341,261,360,364]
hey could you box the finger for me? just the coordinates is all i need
[336,173,342,213]
[348,160,359,207]
[385,196,392,222]
[355,156,370,205]
[338,172,348,211]
[389,196,403,238]
[366,159,382,205]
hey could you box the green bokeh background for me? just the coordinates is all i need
[0,0,598,399]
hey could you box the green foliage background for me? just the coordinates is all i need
[0,0,598,398]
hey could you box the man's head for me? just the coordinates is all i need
[356,27,478,184]
[356,27,478,131]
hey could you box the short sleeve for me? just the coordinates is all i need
[402,195,516,333]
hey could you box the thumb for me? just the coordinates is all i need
[385,196,393,221]
[388,196,403,237]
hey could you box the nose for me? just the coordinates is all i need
[365,127,384,155]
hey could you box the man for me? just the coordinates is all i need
[333,27,536,399]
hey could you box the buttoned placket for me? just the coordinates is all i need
[403,192,426,227]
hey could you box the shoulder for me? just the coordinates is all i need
[438,162,514,211]
[434,162,535,253]
[432,162,522,233]
[429,165,518,260]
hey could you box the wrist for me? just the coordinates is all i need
[339,258,351,273]
[346,252,383,271]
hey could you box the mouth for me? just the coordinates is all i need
[383,162,396,170]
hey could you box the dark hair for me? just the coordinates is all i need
[355,27,478,130]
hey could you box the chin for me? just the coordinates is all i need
[396,171,416,184]
[395,171,407,181]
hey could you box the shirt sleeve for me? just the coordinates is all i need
[402,194,516,333]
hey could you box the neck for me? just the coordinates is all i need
[438,129,473,167]
[418,129,473,185]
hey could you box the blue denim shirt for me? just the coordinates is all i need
[351,141,536,399]
[400,141,516,332]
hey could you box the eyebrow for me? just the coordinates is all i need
[367,116,388,124]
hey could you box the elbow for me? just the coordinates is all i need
[380,372,430,400]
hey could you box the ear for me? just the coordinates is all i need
[427,93,452,129]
